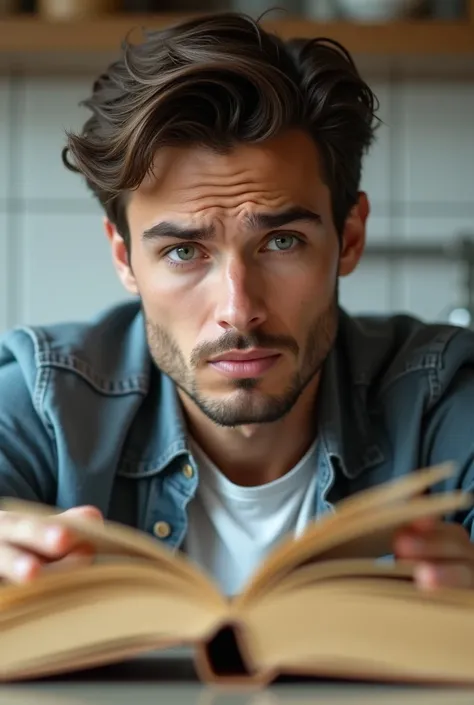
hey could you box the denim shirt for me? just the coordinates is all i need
[1,299,474,551]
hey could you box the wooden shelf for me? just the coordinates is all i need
[1,14,474,54]
[0,14,473,73]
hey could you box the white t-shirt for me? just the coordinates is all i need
[183,437,319,597]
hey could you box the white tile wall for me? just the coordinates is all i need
[0,212,9,332]
[20,76,96,203]
[16,210,129,326]
[395,215,474,321]
[0,80,9,330]
[364,213,392,244]
[0,78,11,203]
[340,216,394,314]
[397,260,461,323]
[404,215,474,241]
[397,81,474,227]
[336,77,399,316]
[340,258,393,315]
[360,79,393,222]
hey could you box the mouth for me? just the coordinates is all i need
[208,349,282,379]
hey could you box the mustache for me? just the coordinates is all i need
[190,331,299,367]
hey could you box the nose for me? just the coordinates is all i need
[214,256,267,333]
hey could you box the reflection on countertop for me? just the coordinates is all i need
[0,655,472,705]
[1,682,474,705]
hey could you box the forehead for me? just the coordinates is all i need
[127,129,327,224]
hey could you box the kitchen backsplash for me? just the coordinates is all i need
[0,70,473,332]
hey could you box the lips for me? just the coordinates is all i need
[208,349,281,379]
[209,349,280,363]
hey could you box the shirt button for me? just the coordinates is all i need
[153,521,171,539]
[182,463,194,479]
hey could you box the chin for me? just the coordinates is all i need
[195,388,298,427]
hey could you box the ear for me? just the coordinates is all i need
[338,192,369,277]
[104,218,139,295]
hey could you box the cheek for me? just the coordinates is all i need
[268,250,338,326]
[134,259,211,349]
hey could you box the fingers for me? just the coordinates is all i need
[395,520,474,591]
[0,505,103,559]
[0,544,43,583]
[0,514,78,559]
[415,562,474,591]
[62,506,103,522]
[394,521,474,561]
[0,505,103,584]
[0,542,96,583]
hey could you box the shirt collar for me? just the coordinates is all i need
[316,310,387,479]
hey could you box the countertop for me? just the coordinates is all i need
[0,654,472,705]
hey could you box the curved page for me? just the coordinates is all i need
[256,558,415,600]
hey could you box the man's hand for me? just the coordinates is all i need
[0,505,103,583]
[394,516,474,590]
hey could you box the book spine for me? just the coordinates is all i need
[194,620,272,687]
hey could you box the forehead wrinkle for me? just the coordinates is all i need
[172,189,291,213]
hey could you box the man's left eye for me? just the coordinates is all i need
[266,235,298,251]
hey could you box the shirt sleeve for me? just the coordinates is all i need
[0,360,56,503]
[422,364,474,537]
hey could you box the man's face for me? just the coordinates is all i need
[112,129,365,427]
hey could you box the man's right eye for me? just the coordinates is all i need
[167,245,197,262]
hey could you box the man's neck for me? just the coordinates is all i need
[179,377,320,487]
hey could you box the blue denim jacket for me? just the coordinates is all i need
[1,299,474,550]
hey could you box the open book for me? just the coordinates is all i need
[0,463,473,687]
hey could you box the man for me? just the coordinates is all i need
[0,12,473,596]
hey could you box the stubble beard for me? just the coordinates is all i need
[145,294,339,428]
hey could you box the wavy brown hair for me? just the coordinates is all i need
[63,12,379,251]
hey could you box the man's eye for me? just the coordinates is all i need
[266,235,299,251]
[168,245,197,262]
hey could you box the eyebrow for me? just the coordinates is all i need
[245,207,322,230]
[142,222,215,242]
[141,206,322,243]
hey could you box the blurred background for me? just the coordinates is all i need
[0,0,473,333]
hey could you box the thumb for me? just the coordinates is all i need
[61,505,104,522]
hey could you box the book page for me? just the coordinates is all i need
[254,558,416,600]
[0,561,223,616]
[0,498,224,604]
[236,464,471,606]
[236,579,474,686]
[0,565,226,681]
[327,462,456,518]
